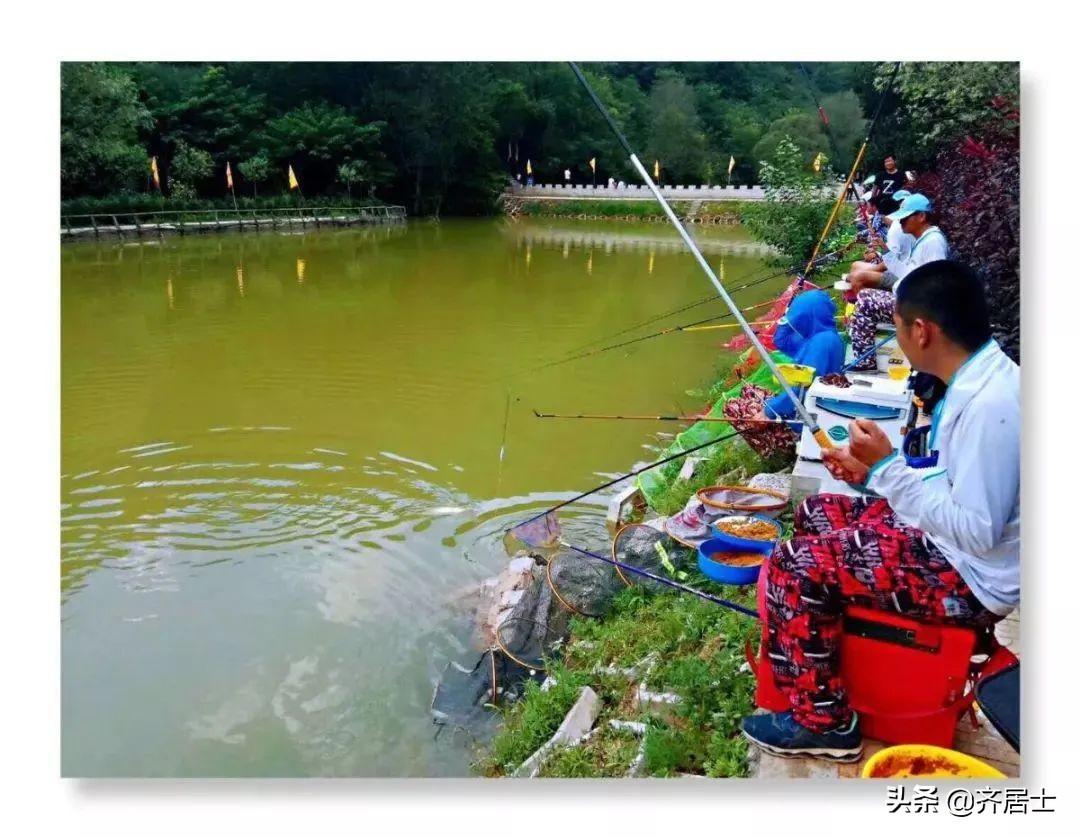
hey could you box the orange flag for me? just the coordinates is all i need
[150,156,161,189]
[288,165,300,191]
[226,161,234,190]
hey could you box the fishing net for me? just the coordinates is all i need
[612,523,695,591]
[663,499,725,550]
[430,649,541,733]
[507,511,561,550]
[696,484,789,515]
[545,550,622,618]
[495,615,558,671]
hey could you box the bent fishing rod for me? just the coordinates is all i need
[801,61,902,277]
[569,62,834,452]
[561,541,759,619]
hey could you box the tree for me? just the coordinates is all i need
[741,136,845,263]
[61,63,152,197]
[161,66,267,164]
[169,140,213,199]
[874,61,1019,160]
[818,91,866,173]
[266,102,385,194]
[239,154,270,198]
[646,72,708,183]
[337,160,368,198]
[753,112,830,171]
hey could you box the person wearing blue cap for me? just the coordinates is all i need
[848,193,949,372]
[847,189,916,294]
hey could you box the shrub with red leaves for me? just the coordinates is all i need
[912,99,1020,361]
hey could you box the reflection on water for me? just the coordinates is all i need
[61,218,781,776]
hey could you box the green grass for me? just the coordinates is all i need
[479,583,762,778]
[514,199,744,221]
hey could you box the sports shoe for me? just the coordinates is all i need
[741,710,863,762]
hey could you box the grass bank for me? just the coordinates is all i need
[508,198,747,224]
[478,424,794,778]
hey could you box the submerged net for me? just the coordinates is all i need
[612,523,695,591]
[507,511,561,550]
[495,615,557,671]
[430,649,543,734]
[545,551,623,618]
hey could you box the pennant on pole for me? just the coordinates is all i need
[526,159,532,176]
[150,156,161,190]
[727,156,736,177]
[288,165,300,191]
[813,152,825,173]
[654,159,660,179]
[589,157,597,173]
[226,161,234,190]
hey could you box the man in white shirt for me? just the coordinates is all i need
[849,193,948,371]
[743,260,1018,762]
[847,189,914,292]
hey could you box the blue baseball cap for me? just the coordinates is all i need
[892,189,912,201]
[888,192,932,221]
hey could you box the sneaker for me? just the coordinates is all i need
[741,710,863,762]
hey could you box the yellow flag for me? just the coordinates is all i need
[589,157,596,173]
[526,159,532,175]
[654,160,660,179]
[150,156,161,189]
[226,161,234,190]
[813,152,824,173]
[288,165,300,191]
[727,156,736,177]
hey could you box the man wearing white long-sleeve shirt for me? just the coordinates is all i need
[742,261,1018,762]
[849,193,949,371]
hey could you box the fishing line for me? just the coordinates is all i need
[506,428,742,534]
[561,541,759,619]
[568,62,832,450]
[532,409,803,425]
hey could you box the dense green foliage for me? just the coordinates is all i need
[61,61,878,213]
[740,137,852,263]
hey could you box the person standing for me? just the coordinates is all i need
[872,154,906,215]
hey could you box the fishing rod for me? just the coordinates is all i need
[508,428,743,533]
[842,333,896,372]
[801,61,903,277]
[533,409,803,425]
[569,62,834,452]
[796,62,844,167]
[561,541,759,619]
[560,244,853,358]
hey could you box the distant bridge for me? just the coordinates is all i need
[509,225,777,258]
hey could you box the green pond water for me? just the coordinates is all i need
[61,217,781,777]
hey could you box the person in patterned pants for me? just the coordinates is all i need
[848,288,897,371]
[764,493,1000,734]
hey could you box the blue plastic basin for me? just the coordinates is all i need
[697,537,770,586]
[708,514,782,552]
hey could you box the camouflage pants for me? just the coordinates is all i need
[765,493,998,732]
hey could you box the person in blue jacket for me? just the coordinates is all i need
[764,289,846,420]
[724,289,845,457]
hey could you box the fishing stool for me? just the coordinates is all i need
[747,563,1018,748]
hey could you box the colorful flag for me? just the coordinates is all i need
[727,156,736,177]
[526,159,532,176]
[226,161,234,190]
[654,159,660,179]
[288,165,300,191]
[589,157,596,173]
[150,156,161,189]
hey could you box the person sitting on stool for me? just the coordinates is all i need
[741,260,1019,763]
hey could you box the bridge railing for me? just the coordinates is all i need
[61,204,407,238]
